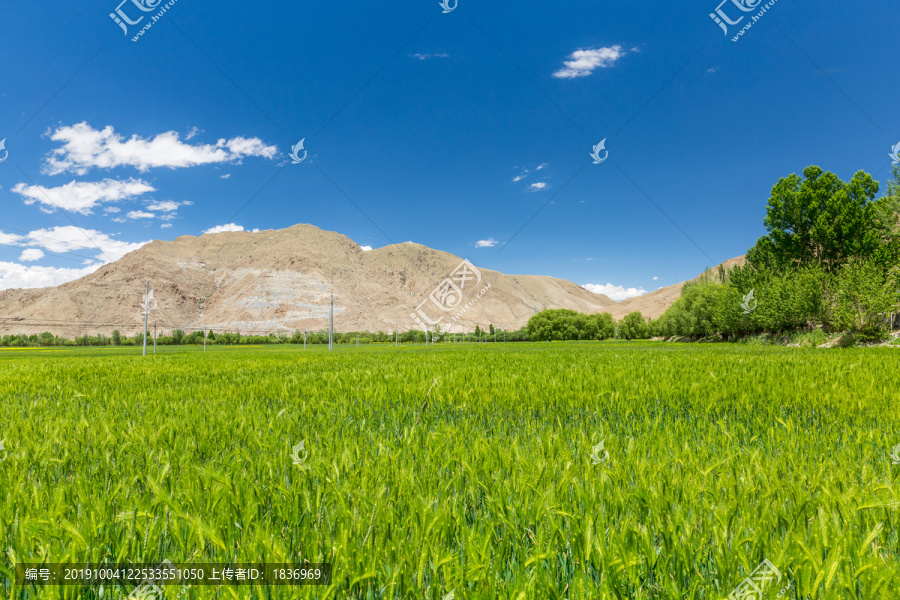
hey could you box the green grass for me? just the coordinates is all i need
[1,342,899,599]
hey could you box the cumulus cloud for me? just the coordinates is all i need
[529,182,549,191]
[145,200,180,212]
[360,245,372,251]
[475,238,498,248]
[43,122,278,175]
[0,226,151,289]
[582,283,648,302]
[12,178,155,215]
[161,223,173,229]
[553,46,625,79]
[126,210,155,219]
[0,262,101,290]
[19,226,149,262]
[0,232,24,245]
[652,276,659,281]
[202,223,259,234]
[19,249,45,262]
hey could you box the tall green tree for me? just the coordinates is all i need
[747,166,894,272]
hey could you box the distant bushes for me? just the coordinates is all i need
[0,327,531,348]
[525,308,648,341]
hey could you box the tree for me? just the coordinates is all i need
[112,330,122,345]
[173,329,185,345]
[592,313,617,340]
[747,166,893,273]
[826,259,899,339]
[474,325,482,338]
[619,312,649,340]
[489,324,495,336]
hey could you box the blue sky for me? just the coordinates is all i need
[0,0,897,300]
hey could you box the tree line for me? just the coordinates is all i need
[524,165,900,343]
[0,327,532,348]
[655,165,900,341]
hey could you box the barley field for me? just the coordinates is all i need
[1,342,899,599]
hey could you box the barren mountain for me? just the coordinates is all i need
[0,224,745,337]
[0,224,619,337]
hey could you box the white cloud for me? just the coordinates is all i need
[220,173,231,179]
[19,249,45,262]
[43,122,278,175]
[513,174,527,182]
[553,46,625,79]
[161,223,173,229]
[652,276,659,281]
[104,206,121,214]
[126,210,156,219]
[706,66,719,74]
[145,200,181,212]
[475,238,498,248]
[185,126,202,140]
[582,283,648,301]
[0,232,24,245]
[410,53,449,60]
[536,163,548,170]
[360,245,372,251]
[12,178,155,215]
[0,262,101,290]
[202,223,247,234]
[529,182,549,191]
[21,226,149,263]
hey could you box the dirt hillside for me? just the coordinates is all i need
[0,224,745,336]
[0,224,618,337]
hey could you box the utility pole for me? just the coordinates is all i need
[356,332,359,348]
[396,322,398,347]
[204,329,208,352]
[153,321,157,354]
[426,323,429,347]
[303,330,306,349]
[142,280,149,357]
[329,294,334,351]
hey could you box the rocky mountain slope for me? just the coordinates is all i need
[0,224,744,337]
[0,224,619,337]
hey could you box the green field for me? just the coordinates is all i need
[2,342,899,599]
